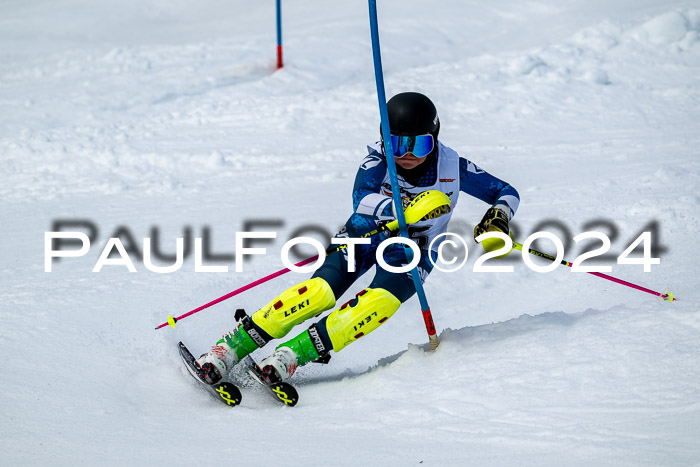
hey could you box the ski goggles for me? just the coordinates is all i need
[388,133,435,158]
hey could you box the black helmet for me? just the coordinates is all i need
[386,92,440,140]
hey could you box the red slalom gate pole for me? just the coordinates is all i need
[155,255,319,329]
[276,0,283,69]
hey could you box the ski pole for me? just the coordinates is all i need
[155,222,402,330]
[155,255,319,329]
[155,192,451,329]
[513,241,676,301]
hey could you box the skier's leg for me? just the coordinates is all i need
[259,244,431,381]
[194,277,336,383]
[258,287,402,381]
[250,277,337,339]
[196,215,381,384]
[195,227,374,384]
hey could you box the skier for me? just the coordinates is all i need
[195,92,520,385]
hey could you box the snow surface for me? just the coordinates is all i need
[1,0,700,465]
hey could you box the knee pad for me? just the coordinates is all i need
[252,277,336,339]
[326,288,401,352]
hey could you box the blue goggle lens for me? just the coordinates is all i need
[390,134,434,158]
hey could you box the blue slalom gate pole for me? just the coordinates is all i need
[276,0,283,69]
[367,0,439,349]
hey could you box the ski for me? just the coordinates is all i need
[241,355,299,407]
[178,341,242,407]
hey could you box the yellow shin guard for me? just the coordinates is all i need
[326,288,401,352]
[252,277,336,339]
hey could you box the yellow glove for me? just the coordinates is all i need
[474,206,513,257]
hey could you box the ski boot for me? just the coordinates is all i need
[197,277,336,384]
[193,360,224,385]
[195,309,269,385]
[258,324,331,383]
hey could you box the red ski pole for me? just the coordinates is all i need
[155,255,319,329]
[513,241,677,301]
[155,221,392,330]
[155,192,450,329]
[276,0,283,69]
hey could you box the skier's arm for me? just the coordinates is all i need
[352,151,395,221]
[459,157,520,218]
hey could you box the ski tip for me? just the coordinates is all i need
[214,382,242,407]
[271,382,299,407]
